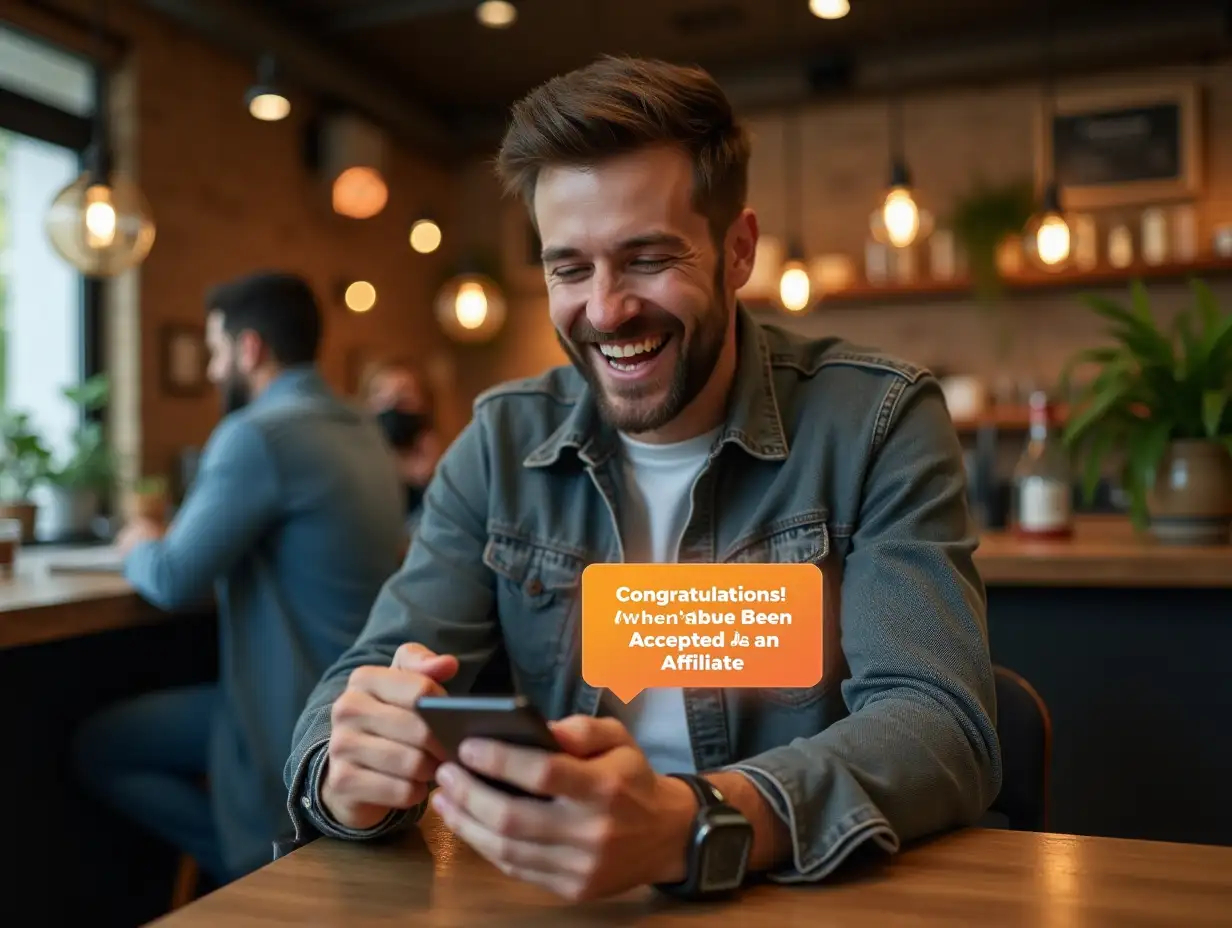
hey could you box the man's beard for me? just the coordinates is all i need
[557,266,729,435]
[220,365,252,415]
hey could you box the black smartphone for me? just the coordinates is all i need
[416,695,561,800]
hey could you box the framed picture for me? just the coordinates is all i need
[160,324,207,397]
[1035,83,1202,210]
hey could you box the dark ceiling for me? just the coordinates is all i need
[138,0,1231,159]
[275,0,1225,110]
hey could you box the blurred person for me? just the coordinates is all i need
[358,358,443,535]
[73,271,406,888]
[284,57,999,904]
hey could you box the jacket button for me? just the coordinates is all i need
[525,578,544,596]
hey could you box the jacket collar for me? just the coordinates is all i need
[524,303,789,469]
[253,364,327,407]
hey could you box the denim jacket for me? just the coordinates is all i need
[283,306,1002,882]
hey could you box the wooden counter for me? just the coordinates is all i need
[976,516,1232,588]
[153,811,1232,927]
[0,546,165,651]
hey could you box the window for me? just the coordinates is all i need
[0,23,97,464]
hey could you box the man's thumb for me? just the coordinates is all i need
[392,643,459,682]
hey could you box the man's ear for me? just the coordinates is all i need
[235,329,265,374]
[725,209,759,293]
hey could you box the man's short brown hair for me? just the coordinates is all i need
[495,56,751,244]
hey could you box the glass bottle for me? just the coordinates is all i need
[1010,391,1074,539]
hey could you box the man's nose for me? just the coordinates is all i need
[586,272,638,333]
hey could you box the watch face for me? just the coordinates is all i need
[698,816,754,893]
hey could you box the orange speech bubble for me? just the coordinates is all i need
[581,563,824,704]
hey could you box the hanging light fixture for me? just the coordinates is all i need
[436,176,505,342]
[45,0,155,277]
[776,110,812,313]
[435,268,507,343]
[1023,0,1072,272]
[409,216,443,254]
[808,0,850,20]
[245,53,290,122]
[344,280,377,313]
[476,0,518,28]
[868,10,932,250]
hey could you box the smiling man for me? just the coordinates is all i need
[284,56,1001,902]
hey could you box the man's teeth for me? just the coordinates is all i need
[598,336,666,360]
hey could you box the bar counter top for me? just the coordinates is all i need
[1,515,1225,652]
[975,516,1232,588]
[0,546,166,651]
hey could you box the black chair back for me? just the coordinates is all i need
[990,665,1052,831]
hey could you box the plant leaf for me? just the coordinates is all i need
[1078,425,1119,504]
[1056,346,1123,399]
[1126,417,1173,502]
[1063,377,1133,446]
[1082,292,1174,366]
[1191,277,1220,333]
[1203,390,1230,438]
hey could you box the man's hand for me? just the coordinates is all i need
[320,644,459,831]
[429,715,700,902]
[115,517,164,555]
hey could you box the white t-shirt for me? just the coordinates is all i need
[603,426,722,774]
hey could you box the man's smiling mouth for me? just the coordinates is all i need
[596,335,669,372]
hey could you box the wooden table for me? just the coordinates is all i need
[0,546,164,650]
[152,813,1232,926]
[975,516,1232,588]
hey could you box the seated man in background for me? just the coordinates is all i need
[74,271,407,886]
[285,57,1001,903]
[358,357,444,537]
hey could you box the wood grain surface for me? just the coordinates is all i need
[975,516,1232,588]
[152,812,1232,927]
[0,547,165,650]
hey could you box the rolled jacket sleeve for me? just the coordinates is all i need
[124,416,280,611]
[724,376,1002,882]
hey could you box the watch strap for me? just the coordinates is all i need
[666,772,724,810]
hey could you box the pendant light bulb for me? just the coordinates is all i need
[476,0,517,28]
[46,169,156,277]
[435,271,507,343]
[881,186,920,248]
[809,0,850,20]
[1024,183,1072,272]
[1035,214,1071,267]
[245,55,290,122]
[869,165,931,250]
[83,184,118,248]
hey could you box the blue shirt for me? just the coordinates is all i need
[125,366,406,876]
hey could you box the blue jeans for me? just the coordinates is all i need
[73,683,231,886]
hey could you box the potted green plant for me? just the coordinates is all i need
[1061,279,1232,545]
[42,374,116,541]
[126,474,170,525]
[949,179,1037,359]
[0,411,51,542]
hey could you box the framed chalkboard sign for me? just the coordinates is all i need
[1035,84,1201,209]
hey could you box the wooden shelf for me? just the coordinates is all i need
[747,255,1232,310]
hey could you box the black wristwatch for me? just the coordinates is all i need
[654,773,754,900]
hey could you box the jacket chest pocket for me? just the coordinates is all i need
[722,511,832,708]
[483,533,586,682]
